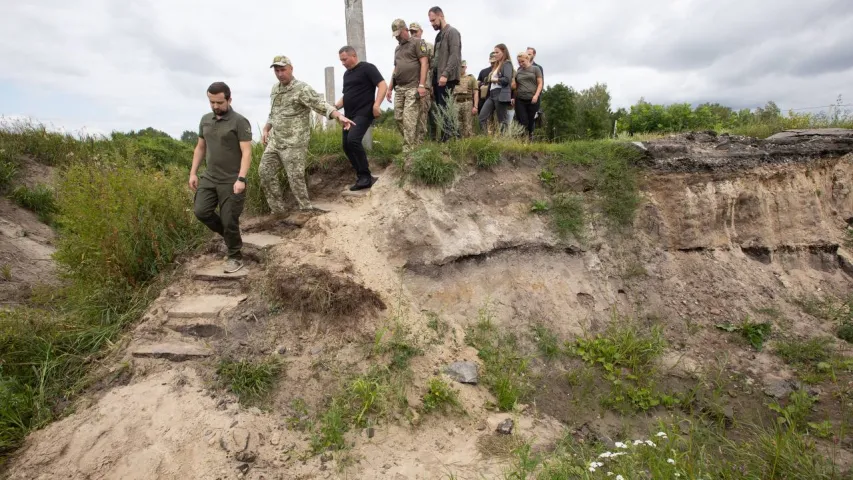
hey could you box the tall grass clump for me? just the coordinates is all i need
[9,184,58,223]
[406,144,458,187]
[54,160,206,310]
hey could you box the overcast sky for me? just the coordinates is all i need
[1,0,852,138]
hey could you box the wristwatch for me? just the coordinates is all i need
[237,176,247,183]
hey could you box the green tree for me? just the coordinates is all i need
[575,83,612,139]
[180,130,198,144]
[541,83,578,141]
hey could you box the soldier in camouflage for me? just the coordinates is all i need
[453,60,479,138]
[386,19,428,152]
[409,22,434,141]
[260,55,354,213]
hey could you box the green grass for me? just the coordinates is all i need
[716,317,773,351]
[465,306,533,411]
[550,193,585,240]
[534,421,845,480]
[0,147,19,192]
[406,144,459,187]
[0,127,207,458]
[422,377,463,414]
[9,184,58,223]
[568,316,677,413]
[216,358,282,405]
[531,324,561,360]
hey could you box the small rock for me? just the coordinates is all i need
[270,433,281,446]
[409,408,421,426]
[235,450,257,463]
[232,428,250,452]
[600,435,616,450]
[476,422,487,431]
[319,464,328,471]
[208,433,218,446]
[383,464,392,470]
[310,346,324,356]
[496,418,514,435]
[763,378,795,399]
[282,443,295,453]
[366,427,375,439]
[230,420,239,428]
[320,453,333,463]
[444,361,479,384]
[236,463,251,475]
[277,346,287,355]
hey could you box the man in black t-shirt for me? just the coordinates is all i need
[336,46,387,191]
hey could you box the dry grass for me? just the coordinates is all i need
[267,265,385,318]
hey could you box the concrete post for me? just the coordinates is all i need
[325,66,336,131]
[344,0,372,149]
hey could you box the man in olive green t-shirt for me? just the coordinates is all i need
[189,81,253,274]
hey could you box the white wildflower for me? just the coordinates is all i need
[645,440,656,447]
[675,474,681,478]
[599,452,613,458]
[607,473,614,477]
[667,458,676,465]
[656,431,668,438]
[590,467,596,473]
[615,442,627,449]
[616,476,625,480]
[610,452,627,458]
[633,440,644,446]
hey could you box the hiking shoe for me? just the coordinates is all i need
[224,258,244,274]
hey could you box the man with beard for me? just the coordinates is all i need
[190,81,253,274]
[427,6,462,141]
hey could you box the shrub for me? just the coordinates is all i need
[10,184,58,223]
[408,145,458,186]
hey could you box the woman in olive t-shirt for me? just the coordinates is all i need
[514,52,543,140]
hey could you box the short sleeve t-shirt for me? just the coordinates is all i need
[342,62,384,118]
[198,107,252,183]
[515,65,542,101]
[393,38,428,88]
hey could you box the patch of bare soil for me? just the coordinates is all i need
[0,156,57,306]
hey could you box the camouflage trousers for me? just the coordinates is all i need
[394,86,422,152]
[417,91,432,141]
[259,142,312,212]
[456,97,474,138]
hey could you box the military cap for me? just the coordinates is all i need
[270,55,292,68]
[461,60,467,66]
[409,22,423,31]
[391,19,407,37]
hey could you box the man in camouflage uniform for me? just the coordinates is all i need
[386,19,428,152]
[261,55,354,213]
[453,60,478,138]
[409,22,434,141]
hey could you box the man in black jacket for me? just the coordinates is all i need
[428,6,461,141]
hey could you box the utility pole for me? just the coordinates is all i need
[324,66,335,130]
[344,0,372,149]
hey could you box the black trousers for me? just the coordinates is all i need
[342,115,374,181]
[514,98,538,138]
[433,79,459,141]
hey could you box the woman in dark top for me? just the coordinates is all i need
[478,44,514,134]
[514,52,543,140]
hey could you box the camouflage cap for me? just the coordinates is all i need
[461,60,467,67]
[270,55,292,68]
[517,52,530,59]
[489,52,497,59]
[391,19,407,37]
[409,22,422,31]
